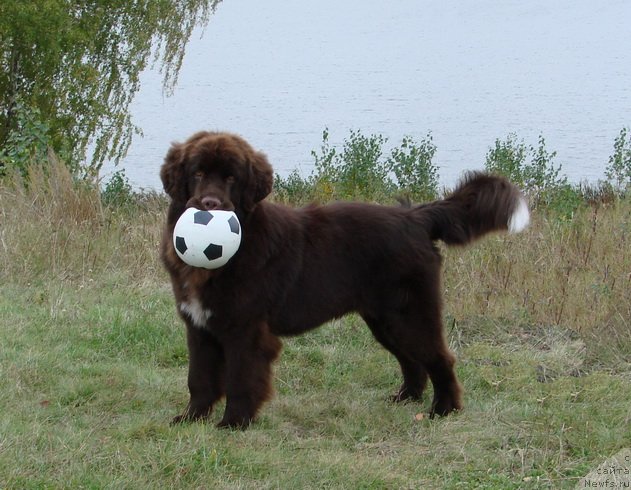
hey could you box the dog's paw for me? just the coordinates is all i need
[389,384,425,403]
[216,416,252,430]
[171,414,191,426]
[429,396,462,419]
[170,405,212,426]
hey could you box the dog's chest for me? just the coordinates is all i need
[179,295,213,328]
[176,272,216,329]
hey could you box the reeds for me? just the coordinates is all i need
[0,158,166,285]
[443,203,630,333]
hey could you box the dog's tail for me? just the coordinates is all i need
[416,172,530,245]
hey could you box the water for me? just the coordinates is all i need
[104,0,631,191]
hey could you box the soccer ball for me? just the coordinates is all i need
[173,208,242,269]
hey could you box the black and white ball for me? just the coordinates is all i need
[173,208,241,269]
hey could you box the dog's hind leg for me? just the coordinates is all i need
[420,337,463,418]
[362,314,429,402]
[366,277,463,417]
[393,307,463,418]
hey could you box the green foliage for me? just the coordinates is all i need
[543,182,583,220]
[388,133,438,201]
[0,101,57,175]
[273,169,315,205]
[276,128,631,221]
[485,134,566,193]
[276,128,438,204]
[0,0,220,177]
[485,134,579,217]
[308,128,343,200]
[527,134,565,192]
[311,127,338,183]
[334,130,394,200]
[101,169,135,208]
[484,134,528,185]
[605,127,631,192]
[307,128,394,201]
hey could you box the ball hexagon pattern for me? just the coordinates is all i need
[173,208,241,269]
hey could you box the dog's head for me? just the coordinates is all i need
[160,132,274,213]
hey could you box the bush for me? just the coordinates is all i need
[527,135,565,192]
[485,134,566,193]
[605,127,631,193]
[308,128,394,201]
[276,128,630,220]
[0,102,59,176]
[275,128,439,204]
[484,134,579,217]
[388,133,438,202]
[334,130,395,201]
[101,169,136,209]
[273,169,315,205]
[543,182,583,219]
[483,133,528,187]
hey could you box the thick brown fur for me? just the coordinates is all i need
[160,131,529,429]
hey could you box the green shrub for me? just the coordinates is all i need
[101,169,136,209]
[333,130,394,201]
[388,133,438,202]
[485,134,566,194]
[307,127,343,201]
[0,102,60,176]
[483,133,528,187]
[605,127,631,193]
[273,169,314,205]
[543,182,584,219]
[276,128,439,204]
[484,133,579,218]
[276,128,627,220]
[527,134,565,192]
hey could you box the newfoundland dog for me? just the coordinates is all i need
[160,131,529,428]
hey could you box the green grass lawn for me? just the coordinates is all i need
[1,277,629,489]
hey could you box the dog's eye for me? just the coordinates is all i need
[226,176,235,184]
[194,171,204,181]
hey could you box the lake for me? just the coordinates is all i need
[104,0,631,191]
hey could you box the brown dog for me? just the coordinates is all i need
[160,131,530,428]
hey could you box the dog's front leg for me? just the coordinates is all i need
[217,323,282,429]
[172,322,225,424]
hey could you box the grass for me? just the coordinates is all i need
[1,160,630,488]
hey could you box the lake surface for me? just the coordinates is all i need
[104,0,631,191]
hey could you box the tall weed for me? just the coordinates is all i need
[0,158,165,284]
[443,198,631,366]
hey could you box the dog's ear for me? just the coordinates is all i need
[160,142,186,202]
[243,151,274,211]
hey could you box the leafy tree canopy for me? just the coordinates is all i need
[0,0,220,177]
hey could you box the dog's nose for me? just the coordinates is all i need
[200,196,221,210]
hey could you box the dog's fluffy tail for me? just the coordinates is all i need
[417,172,530,245]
